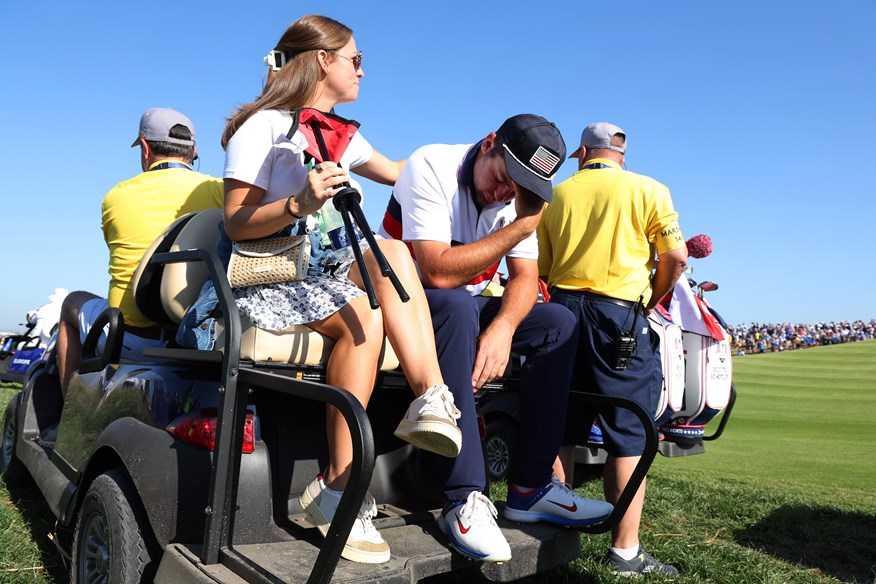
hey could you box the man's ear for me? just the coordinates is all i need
[139,139,153,171]
[481,131,498,154]
[577,147,588,170]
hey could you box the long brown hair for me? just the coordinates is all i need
[221,15,352,149]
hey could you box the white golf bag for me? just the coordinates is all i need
[649,305,685,426]
[658,278,733,443]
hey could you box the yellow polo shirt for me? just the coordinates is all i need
[101,167,224,328]
[538,158,684,302]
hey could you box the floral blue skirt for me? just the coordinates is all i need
[232,234,374,330]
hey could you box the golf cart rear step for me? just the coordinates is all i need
[155,508,582,584]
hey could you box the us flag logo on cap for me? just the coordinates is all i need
[529,146,560,175]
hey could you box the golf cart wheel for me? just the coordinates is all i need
[485,417,517,481]
[1,393,32,486]
[71,468,157,584]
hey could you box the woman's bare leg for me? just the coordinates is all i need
[348,239,443,396]
[307,295,383,490]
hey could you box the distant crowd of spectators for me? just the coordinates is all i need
[726,320,876,354]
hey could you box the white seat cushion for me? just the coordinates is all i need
[158,209,399,371]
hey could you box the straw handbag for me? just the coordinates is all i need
[227,235,311,287]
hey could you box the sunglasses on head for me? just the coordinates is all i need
[335,51,363,70]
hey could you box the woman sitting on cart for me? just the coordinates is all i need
[219,14,460,565]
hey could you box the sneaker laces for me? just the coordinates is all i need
[458,491,499,525]
[419,385,461,421]
[549,475,584,501]
[353,493,380,538]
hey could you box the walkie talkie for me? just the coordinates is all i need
[613,332,638,370]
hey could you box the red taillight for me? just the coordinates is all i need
[476,414,487,440]
[168,409,255,453]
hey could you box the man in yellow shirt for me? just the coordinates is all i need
[57,108,224,395]
[538,122,688,577]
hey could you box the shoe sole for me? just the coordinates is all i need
[394,420,461,458]
[609,566,679,578]
[299,486,391,564]
[437,516,512,562]
[503,507,612,527]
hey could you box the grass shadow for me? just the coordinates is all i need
[4,481,68,583]
[735,503,876,583]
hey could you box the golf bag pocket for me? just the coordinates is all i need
[662,330,732,442]
[649,309,686,426]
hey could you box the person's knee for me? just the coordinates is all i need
[60,291,99,324]
[336,299,384,347]
[537,302,579,341]
[375,239,420,281]
[426,289,478,331]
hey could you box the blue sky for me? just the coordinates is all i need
[1,1,873,332]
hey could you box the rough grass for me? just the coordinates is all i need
[3,342,876,583]
[0,381,66,584]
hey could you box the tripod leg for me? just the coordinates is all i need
[346,200,410,302]
[338,205,379,309]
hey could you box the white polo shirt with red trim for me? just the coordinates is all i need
[378,142,537,296]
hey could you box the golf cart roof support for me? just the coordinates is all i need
[569,391,658,535]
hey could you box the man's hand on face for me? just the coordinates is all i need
[471,321,514,392]
[513,187,546,226]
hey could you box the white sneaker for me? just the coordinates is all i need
[394,384,462,458]
[298,475,391,564]
[503,476,613,527]
[438,491,512,562]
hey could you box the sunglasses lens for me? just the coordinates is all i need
[354,53,362,69]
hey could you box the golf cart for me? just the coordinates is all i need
[2,208,658,584]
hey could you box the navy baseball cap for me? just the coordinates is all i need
[496,114,566,202]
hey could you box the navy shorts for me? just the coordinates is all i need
[551,291,661,457]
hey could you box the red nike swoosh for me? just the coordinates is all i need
[456,517,471,534]
[549,500,577,512]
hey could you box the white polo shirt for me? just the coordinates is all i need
[224,109,373,205]
[378,142,537,295]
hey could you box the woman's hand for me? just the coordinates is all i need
[295,161,352,216]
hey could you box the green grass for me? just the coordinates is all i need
[3,343,876,583]
[0,381,65,584]
[660,341,876,503]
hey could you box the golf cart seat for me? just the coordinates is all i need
[131,208,399,370]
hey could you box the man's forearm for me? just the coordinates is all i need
[485,273,537,336]
[417,221,535,289]
[646,247,688,310]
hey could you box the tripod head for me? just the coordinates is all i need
[332,184,362,211]
[290,107,409,308]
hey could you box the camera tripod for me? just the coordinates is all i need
[309,118,409,309]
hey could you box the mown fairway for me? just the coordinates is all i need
[664,340,876,500]
[2,341,875,583]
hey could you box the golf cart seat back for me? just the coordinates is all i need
[132,208,400,370]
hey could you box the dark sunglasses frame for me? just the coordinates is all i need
[336,51,363,70]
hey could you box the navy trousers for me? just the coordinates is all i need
[423,288,578,501]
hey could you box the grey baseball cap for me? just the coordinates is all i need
[568,122,626,158]
[130,108,196,147]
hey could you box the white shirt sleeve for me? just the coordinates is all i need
[393,146,453,243]
[343,132,374,170]
[224,112,277,191]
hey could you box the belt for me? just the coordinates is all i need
[558,289,641,311]
[124,324,165,340]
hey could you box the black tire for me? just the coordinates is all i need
[71,468,158,583]
[1,393,32,486]
[484,417,517,481]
